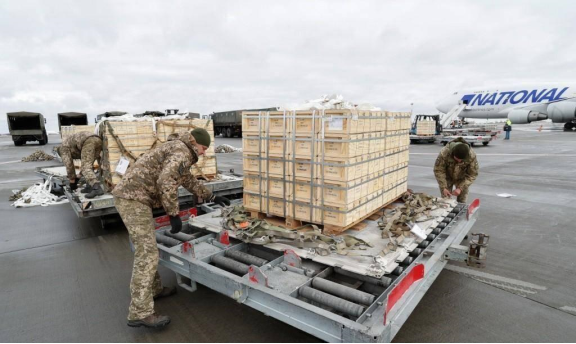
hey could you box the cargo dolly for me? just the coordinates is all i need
[154,197,485,342]
[34,165,244,219]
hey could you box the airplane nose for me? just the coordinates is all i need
[435,99,450,114]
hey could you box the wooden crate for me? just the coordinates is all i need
[192,155,217,178]
[416,121,436,135]
[242,113,266,134]
[320,156,364,182]
[156,119,215,154]
[321,134,366,158]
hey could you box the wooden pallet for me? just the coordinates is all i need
[248,193,404,235]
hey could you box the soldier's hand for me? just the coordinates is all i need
[212,195,231,207]
[169,216,182,234]
[69,179,78,191]
[452,188,462,196]
[442,189,452,198]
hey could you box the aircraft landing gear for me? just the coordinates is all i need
[564,121,576,131]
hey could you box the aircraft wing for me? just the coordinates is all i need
[498,96,576,116]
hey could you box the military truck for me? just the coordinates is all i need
[211,107,277,137]
[57,112,88,132]
[7,111,48,146]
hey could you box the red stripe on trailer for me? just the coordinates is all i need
[467,199,480,220]
[384,264,425,324]
[154,207,198,229]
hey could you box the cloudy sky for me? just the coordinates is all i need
[1,0,575,133]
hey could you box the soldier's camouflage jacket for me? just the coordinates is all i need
[112,132,213,216]
[433,137,479,190]
[60,131,101,180]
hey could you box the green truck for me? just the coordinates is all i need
[211,107,277,137]
[7,111,49,146]
[57,112,88,131]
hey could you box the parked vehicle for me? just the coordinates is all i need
[7,111,48,146]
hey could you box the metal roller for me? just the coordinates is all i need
[212,255,250,275]
[401,256,414,266]
[409,248,423,257]
[426,234,437,241]
[299,286,365,317]
[334,267,392,287]
[164,231,195,242]
[225,250,268,267]
[392,266,404,276]
[155,232,181,247]
[418,240,430,248]
[432,228,442,235]
[436,223,447,229]
[312,277,376,305]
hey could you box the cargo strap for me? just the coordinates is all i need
[104,121,139,162]
[378,192,443,238]
[221,206,372,256]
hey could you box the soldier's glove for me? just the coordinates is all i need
[169,216,182,234]
[212,195,231,207]
[69,180,78,191]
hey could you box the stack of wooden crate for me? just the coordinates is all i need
[60,125,96,169]
[99,118,216,191]
[416,120,436,135]
[242,110,410,233]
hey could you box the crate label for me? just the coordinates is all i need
[329,117,343,130]
[115,157,130,175]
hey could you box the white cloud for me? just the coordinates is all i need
[1,0,575,133]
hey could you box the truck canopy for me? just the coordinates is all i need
[7,112,43,130]
[135,111,165,117]
[95,111,127,122]
[58,112,88,129]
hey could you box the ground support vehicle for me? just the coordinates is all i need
[410,114,442,144]
[441,126,496,146]
[211,107,277,138]
[6,111,48,146]
[57,112,88,131]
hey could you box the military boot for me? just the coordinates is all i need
[85,183,104,199]
[127,314,171,328]
[154,286,177,300]
[80,184,92,194]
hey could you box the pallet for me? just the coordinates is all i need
[248,193,404,235]
[250,211,303,229]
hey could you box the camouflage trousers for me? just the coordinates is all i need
[439,184,469,203]
[80,137,102,186]
[115,197,163,321]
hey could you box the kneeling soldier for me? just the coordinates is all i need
[433,137,479,203]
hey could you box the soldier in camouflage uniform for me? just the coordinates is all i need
[433,137,479,203]
[59,131,104,198]
[113,128,230,328]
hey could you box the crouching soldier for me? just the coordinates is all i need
[59,131,103,198]
[433,137,479,203]
[112,128,230,328]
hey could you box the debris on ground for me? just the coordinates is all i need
[21,150,55,162]
[11,179,68,208]
[9,188,27,202]
[215,144,242,153]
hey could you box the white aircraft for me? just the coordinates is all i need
[436,84,576,130]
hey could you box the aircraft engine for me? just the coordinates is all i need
[547,102,576,123]
[507,109,547,124]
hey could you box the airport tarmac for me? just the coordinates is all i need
[1,130,575,342]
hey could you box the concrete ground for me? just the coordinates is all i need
[1,129,576,342]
